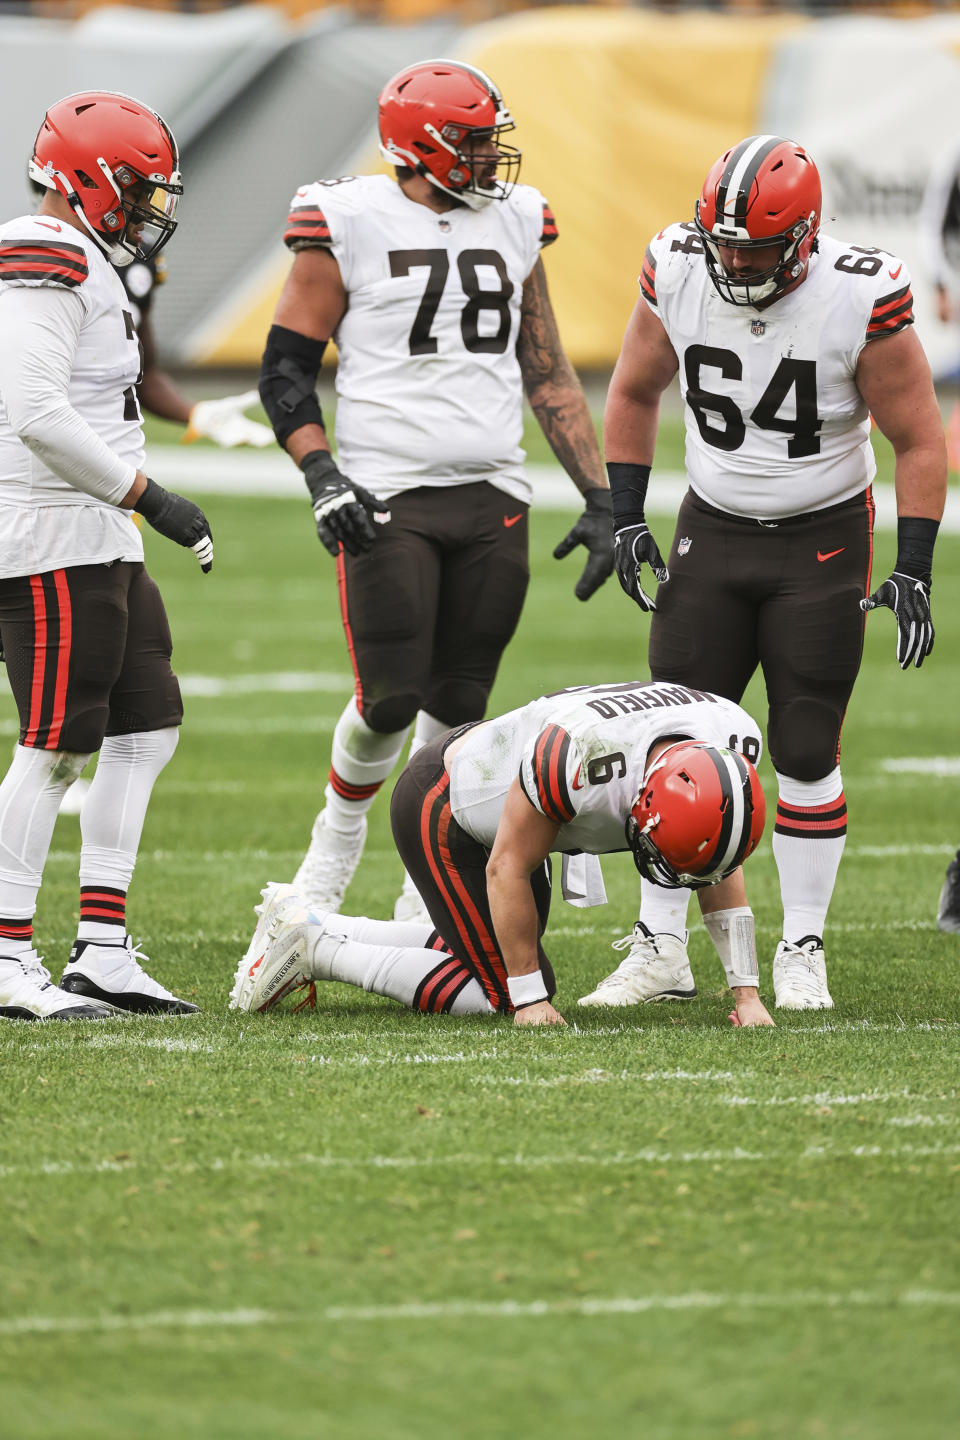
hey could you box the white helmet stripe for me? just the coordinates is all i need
[717,134,782,225]
[712,748,751,876]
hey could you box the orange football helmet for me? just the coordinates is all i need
[694,135,821,305]
[29,91,181,267]
[626,742,766,889]
[378,59,521,210]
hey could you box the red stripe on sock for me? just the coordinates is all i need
[328,769,382,802]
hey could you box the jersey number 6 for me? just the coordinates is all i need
[389,248,514,356]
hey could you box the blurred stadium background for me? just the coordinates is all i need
[3,0,960,382]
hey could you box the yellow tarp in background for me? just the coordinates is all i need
[199,6,806,368]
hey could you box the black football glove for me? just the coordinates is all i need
[614,521,669,612]
[134,478,213,573]
[860,572,934,669]
[552,488,615,601]
[301,450,390,558]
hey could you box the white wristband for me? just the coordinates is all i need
[506,971,549,1008]
[702,907,759,989]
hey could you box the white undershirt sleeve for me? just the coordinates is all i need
[0,285,137,504]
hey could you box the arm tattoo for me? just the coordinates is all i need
[517,259,604,496]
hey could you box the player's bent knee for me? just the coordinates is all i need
[768,699,842,781]
[44,750,93,785]
[361,693,421,734]
[426,680,488,727]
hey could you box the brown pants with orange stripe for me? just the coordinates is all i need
[390,733,556,1015]
[650,488,874,780]
[0,561,182,752]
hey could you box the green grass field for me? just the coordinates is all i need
[0,447,958,1437]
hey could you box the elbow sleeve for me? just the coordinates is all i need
[259,324,328,445]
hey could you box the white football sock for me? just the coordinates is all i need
[772,767,847,942]
[638,877,691,939]
[78,728,179,899]
[324,697,409,831]
[304,927,493,1015]
[0,744,90,917]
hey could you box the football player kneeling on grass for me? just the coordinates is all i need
[231,680,774,1028]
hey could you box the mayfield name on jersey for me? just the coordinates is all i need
[448,681,763,855]
[642,224,914,519]
[284,173,558,504]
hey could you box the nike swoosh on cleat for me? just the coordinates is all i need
[817,548,845,562]
[888,264,902,279]
[503,514,523,528]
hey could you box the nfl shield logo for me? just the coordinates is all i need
[751,319,766,337]
[678,536,692,556]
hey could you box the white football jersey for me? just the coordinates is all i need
[0,216,144,575]
[642,224,915,519]
[284,173,557,503]
[448,680,762,855]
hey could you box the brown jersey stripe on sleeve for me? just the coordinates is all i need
[533,725,575,824]
[0,240,88,287]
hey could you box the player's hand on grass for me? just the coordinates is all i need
[513,999,566,1027]
[300,450,390,557]
[553,488,615,601]
[134,477,213,573]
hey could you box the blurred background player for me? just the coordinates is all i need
[602,134,947,1011]
[0,91,213,1020]
[256,58,615,933]
[231,679,771,1028]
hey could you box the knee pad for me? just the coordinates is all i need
[359,692,421,736]
[768,699,842,782]
[425,679,489,728]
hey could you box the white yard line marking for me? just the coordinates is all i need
[881,758,960,776]
[3,1288,960,1338]
[2,1141,959,1184]
[179,671,350,698]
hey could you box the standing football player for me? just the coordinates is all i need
[600,134,946,1010]
[0,92,213,1020]
[256,59,614,928]
[230,680,772,1029]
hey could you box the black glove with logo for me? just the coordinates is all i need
[134,477,213,573]
[607,461,668,612]
[301,450,390,558]
[552,488,615,600]
[860,516,938,670]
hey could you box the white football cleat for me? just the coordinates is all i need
[393,871,432,926]
[291,811,366,912]
[60,936,199,1015]
[0,949,114,1021]
[57,777,91,818]
[230,884,336,1013]
[773,936,834,1010]
[577,923,696,1008]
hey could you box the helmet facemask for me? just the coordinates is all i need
[695,204,816,307]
